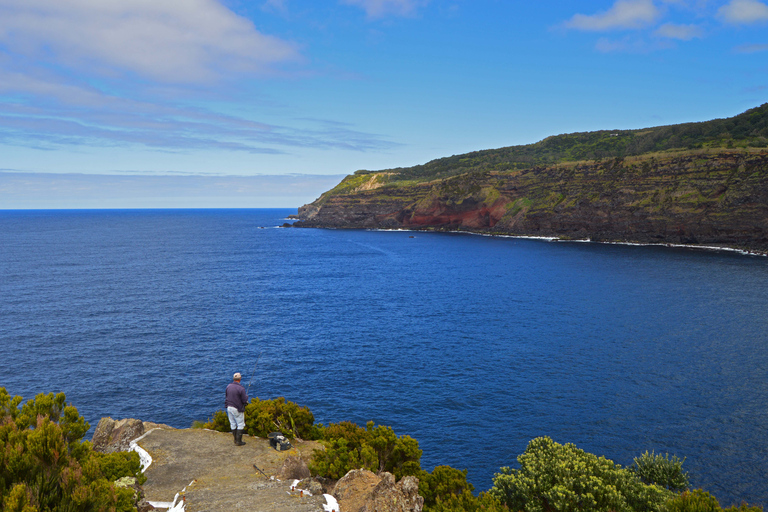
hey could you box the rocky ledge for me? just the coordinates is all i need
[93,418,423,512]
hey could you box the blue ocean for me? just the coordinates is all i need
[1,209,767,506]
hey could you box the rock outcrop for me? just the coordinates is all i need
[334,469,423,512]
[92,417,146,453]
[277,455,312,481]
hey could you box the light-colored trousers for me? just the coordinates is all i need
[227,406,245,430]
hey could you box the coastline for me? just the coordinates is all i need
[355,226,768,257]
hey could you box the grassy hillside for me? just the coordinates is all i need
[363,103,768,183]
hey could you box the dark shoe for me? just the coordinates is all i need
[232,430,238,445]
[235,429,246,446]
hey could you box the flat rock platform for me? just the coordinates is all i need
[137,428,326,512]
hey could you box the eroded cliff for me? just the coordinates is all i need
[295,149,768,253]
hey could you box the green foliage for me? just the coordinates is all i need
[631,450,689,492]
[419,465,474,510]
[197,397,319,439]
[309,420,423,480]
[354,103,768,184]
[664,489,723,512]
[429,490,509,512]
[489,436,672,512]
[193,410,231,433]
[92,451,147,485]
[1,387,142,512]
[244,397,317,440]
[663,490,764,512]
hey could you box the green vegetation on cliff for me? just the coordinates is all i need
[197,398,763,512]
[375,103,768,183]
[297,105,768,253]
[0,388,145,512]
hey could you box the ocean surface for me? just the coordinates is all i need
[1,208,767,506]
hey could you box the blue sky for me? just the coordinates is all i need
[1,0,767,208]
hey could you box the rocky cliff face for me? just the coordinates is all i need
[295,150,768,253]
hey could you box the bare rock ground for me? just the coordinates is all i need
[136,428,327,512]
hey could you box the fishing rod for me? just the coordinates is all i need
[246,351,263,397]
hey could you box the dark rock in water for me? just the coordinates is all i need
[92,417,145,453]
[282,222,292,228]
[333,469,423,512]
[277,455,311,480]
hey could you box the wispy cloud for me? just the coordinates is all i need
[0,0,402,157]
[734,42,768,52]
[564,0,660,31]
[340,0,429,19]
[718,0,768,24]
[654,22,704,39]
[0,0,302,84]
[0,67,398,153]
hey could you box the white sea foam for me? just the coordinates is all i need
[368,227,766,256]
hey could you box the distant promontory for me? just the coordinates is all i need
[294,104,768,254]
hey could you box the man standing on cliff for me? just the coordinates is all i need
[225,372,248,446]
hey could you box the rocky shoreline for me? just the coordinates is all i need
[93,418,424,512]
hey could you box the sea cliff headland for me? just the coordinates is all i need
[294,105,768,254]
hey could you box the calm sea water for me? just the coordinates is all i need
[1,209,767,506]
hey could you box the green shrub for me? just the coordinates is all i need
[664,489,722,512]
[193,410,231,433]
[93,451,147,485]
[489,436,672,512]
[429,490,509,512]
[663,489,764,512]
[0,387,141,512]
[419,465,474,510]
[631,450,689,491]
[309,420,423,480]
[196,397,319,439]
[244,397,317,440]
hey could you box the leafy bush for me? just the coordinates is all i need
[1,387,140,512]
[309,420,423,480]
[663,489,763,512]
[631,450,689,492]
[419,465,474,510]
[196,397,320,440]
[193,410,231,433]
[93,451,147,485]
[489,436,672,512]
[664,489,722,512]
[244,397,318,440]
[429,490,509,512]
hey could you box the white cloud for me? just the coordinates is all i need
[341,0,428,19]
[654,22,704,39]
[718,0,768,24]
[564,0,661,31]
[0,0,301,83]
